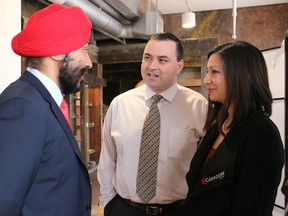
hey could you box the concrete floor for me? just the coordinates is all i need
[92,206,104,216]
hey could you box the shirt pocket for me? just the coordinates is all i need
[168,128,199,160]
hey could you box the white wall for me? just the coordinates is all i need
[0,1,21,93]
[263,43,285,215]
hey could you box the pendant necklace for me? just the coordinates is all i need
[221,117,230,135]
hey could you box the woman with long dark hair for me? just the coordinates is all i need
[185,41,284,215]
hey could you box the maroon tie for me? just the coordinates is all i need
[60,98,72,128]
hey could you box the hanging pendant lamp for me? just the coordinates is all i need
[182,0,196,28]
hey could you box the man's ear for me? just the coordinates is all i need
[51,54,65,61]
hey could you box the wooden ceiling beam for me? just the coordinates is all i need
[98,37,219,64]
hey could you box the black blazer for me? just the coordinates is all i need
[185,113,284,216]
[0,72,91,216]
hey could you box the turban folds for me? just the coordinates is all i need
[11,4,92,57]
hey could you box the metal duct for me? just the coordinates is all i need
[89,0,131,25]
[47,0,163,41]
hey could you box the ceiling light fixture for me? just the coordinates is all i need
[182,0,196,28]
[232,0,237,39]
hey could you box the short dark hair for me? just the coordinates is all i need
[25,57,44,68]
[205,41,272,132]
[148,32,184,61]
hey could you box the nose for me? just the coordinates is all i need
[203,73,210,85]
[147,59,158,70]
[86,55,92,69]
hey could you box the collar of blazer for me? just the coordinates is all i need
[19,71,87,168]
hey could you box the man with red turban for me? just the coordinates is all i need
[0,4,93,216]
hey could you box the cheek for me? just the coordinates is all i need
[219,84,228,101]
[140,63,145,72]
[221,79,228,93]
[70,53,87,67]
[164,68,177,80]
[141,62,149,72]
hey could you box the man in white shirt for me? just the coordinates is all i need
[98,32,208,216]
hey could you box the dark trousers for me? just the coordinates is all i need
[104,195,186,216]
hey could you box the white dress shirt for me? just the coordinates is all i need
[98,83,208,205]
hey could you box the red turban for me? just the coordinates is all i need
[11,4,92,57]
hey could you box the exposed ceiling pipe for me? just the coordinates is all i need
[45,0,162,43]
[94,26,127,45]
[36,0,50,6]
[48,0,135,38]
[88,0,132,25]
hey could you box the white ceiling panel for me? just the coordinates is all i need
[152,0,288,14]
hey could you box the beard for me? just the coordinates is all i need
[59,54,89,95]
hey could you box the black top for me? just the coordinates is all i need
[185,113,284,216]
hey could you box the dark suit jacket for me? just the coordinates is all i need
[185,113,284,216]
[0,72,91,216]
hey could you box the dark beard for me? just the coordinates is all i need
[59,54,89,94]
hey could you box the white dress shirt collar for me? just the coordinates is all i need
[26,67,63,106]
[144,83,178,103]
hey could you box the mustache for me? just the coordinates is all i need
[80,67,89,78]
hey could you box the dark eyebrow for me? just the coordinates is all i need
[158,55,169,59]
[143,53,169,60]
[143,53,152,57]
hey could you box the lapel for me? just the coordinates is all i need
[20,71,87,167]
[187,124,242,197]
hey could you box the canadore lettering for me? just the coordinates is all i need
[201,171,225,185]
